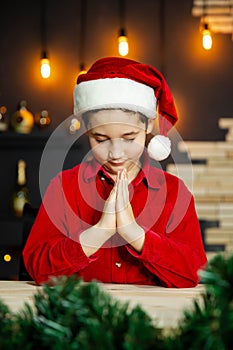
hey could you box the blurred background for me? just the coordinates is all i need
[0,0,232,139]
[0,0,232,279]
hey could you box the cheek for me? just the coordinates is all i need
[90,141,109,160]
[127,140,145,158]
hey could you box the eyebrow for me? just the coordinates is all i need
[123,131,140,136]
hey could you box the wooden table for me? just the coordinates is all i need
[0,281,205,329]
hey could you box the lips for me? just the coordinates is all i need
[108,161,125,166]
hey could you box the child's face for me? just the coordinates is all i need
[85,109,153,179]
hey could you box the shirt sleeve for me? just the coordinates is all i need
[22,173,99,285]
[126,181,208,288]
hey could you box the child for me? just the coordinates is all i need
[23,57,207,287]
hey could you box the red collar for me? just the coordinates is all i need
[82,153,165,189]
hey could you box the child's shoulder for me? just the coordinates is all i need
[148,162,188,190]
[55,163,83,183]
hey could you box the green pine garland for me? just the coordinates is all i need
[0,253,233,349]
[0,276,163,350]
[166,253,233,350]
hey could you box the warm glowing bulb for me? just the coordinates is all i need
[201,22,212,51]
[41,58,51,78]
[4,254,11,262]
[118,35,129,56]
[202,29,212,50]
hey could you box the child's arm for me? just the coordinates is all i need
[23,172,117,284]
[22,175,93,285]
[79,183,117,256]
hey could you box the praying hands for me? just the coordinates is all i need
[80,169,145,257]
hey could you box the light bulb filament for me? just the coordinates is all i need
[41,58,51,79]
[118,35,129,56]
[202,29,212,50]
[201,22,212,51]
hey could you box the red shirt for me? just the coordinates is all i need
[23,156,207,287]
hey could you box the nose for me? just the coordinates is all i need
[108,139,125,159]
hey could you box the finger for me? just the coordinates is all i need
[109,184,117,201]
[118,169,123,181]
[123,168,127,180]
[121,170,129,201]
[103,183,117,214]
[119,168,126,180]
[116,177,129,212]
[116,179,124,212]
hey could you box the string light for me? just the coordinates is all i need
[77,0,87,76]
[202,22,213,50]
[118,0,129,56]
[40,51,51,79]
[200,0,213,51]
[40,0,51,78]
[4,254,11,262]
[118,28,129,56]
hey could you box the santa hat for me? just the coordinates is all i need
[73,57,178,161]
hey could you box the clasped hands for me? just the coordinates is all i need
[80,168,145,256]
[97,168,145,250]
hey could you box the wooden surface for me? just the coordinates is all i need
[0,281,205,329]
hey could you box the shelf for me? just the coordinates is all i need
[0,219,23,246]
[0,130,85,150]
[0,130,51,149]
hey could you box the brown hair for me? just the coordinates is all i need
[82,108,148,130]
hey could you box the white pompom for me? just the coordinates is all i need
[147,135,171,161]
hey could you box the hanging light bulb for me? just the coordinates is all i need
[118,28,129,56]
[40,51,51,79]
[202,23,212,50]
[40,0,51,79]
[200,0,212,51]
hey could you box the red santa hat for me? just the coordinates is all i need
[73,57,178,161]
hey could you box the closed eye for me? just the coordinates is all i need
[124,138,135,142]
[95,139,108,143]
[95,137,136,143]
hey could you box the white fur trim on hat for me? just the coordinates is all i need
[147,135,171,161]
[74,78,157,118]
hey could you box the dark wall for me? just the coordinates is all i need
[0,0,232,279]
[1,0,232,141]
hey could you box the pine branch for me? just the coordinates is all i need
[1,252,233,349]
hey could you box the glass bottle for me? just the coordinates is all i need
[34,109,51,129]
[12,159,30,217]
[11,100,34,134]
[0,105,9,132]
